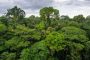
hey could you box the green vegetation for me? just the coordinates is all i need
[0,6,90,60]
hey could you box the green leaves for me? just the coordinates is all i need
[8,24,41,41]
[40,7,60,28]
[5,37,30,51]
[59,26,89,60]
[6,6,25,21]
[1,52,16,60]
[36,21,45,30]
[73,15,85,23]
[20,41,49,60]
[0,23,7,33]
[45,32,65,52]
[19,48,31,60]
[60,26,88,43]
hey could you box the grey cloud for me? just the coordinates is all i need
[64,0,90,6]
[0,0,53,16]
[0,3,13,14]
[13,0,53,10]
[85,0,90,1]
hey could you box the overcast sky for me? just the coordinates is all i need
[0,0,90,17]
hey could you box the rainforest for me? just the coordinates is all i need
[0,6,90,60]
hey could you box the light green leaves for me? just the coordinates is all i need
[0,23,7,33]
[60,26,88,43]
[45,32,65,52]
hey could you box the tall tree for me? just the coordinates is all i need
[6,6,25,21]
[73,15,85,23]
[40,7,59,27]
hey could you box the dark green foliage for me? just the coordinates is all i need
[1,52,16,60]
[73,15,85,23]
[6,6,25,21]
[60,26,88,43]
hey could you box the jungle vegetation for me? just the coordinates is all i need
[0,6,90,60]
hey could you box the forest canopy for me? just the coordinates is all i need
[0,6,90,60]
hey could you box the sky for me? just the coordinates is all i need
[0,0,90,18]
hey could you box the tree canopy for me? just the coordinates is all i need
[0,6,90,60]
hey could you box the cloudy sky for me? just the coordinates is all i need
[0,0,90,17]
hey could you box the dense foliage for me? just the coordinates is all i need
[0,6,90,60]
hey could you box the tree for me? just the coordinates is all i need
[20,41,49,60]
[5,37,30,51]
[82,20,90,39]
[53,9,60,20]
[84,41,90,60]
[6,6,25,21]
[1,52,16,60]
[60,15,70,20]
[36,21,45,30]
[60,26,88,60]
[86,15,90,21]
[0,16,9,26]
[26,15,41,28]
[40,7,59,27]
[60,26,88,43]
[45,32,65,52]
[73,15,85,23]
[19,48,31,60]
[0,23,7,34]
